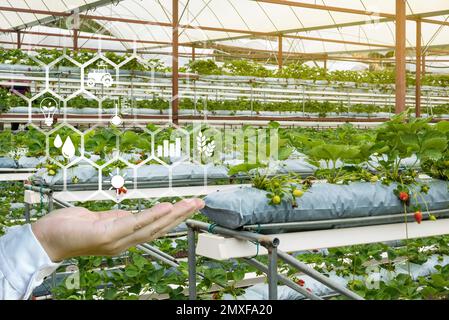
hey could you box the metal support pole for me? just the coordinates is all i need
[422,53,426,75]
[323,57,328,75]
[395,0,406,114]
[24,202,30,223]
[53,197,73,208]
[136,245,179,268]
[140,243,178,263]
[187,226,197,300]
[172,0,179,125]
[278,35,283,70]
[17,31,21,49]
[192,46,196,62]
[267,247,278,300]
[243,258,322,300]
[415,19,422,118]
[277,250,364,300]
[47,193,54,213]
[73,29,79,51]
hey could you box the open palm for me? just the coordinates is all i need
[32,199,204,262]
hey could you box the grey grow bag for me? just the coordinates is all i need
[201,180,449,229]
[0,157,17,169]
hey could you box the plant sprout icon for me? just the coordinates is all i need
[105,168,131,196]
[197,131,215,162]
[40,97,59,126]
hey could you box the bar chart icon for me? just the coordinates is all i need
[157,138,181,157]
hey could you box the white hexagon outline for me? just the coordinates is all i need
[28,89,65,126]
[97,155,136,203]
[151,123,191,166]
[46,122,84,168]
[81,52,118,95]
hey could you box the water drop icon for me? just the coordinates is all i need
[54,134,63,148]
[62,137,76,159]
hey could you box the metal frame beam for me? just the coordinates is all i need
[73,29,79,51]
[255,0,395,19]
[16,30,21,49]
[278,34,283,70]
[2,6,449,34]
[0,28,173,46]
[2,5,449,56]
[416,19,422,118]
[172,0,179,125]
[395,0,407,114]
[12,0,124,31]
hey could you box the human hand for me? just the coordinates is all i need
[31,198,204,262]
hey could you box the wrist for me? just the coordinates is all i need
[31,222,62,262]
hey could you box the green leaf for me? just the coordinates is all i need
[103,288,118,300]
[124,265,140,278]
[228,163,264,176]
[148,268,165,284]
[436,121,449,133]
[132,254,148,269]
[278,146,293,160]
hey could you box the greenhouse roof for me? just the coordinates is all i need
[0,1,449,58]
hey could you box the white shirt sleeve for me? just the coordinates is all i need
[0,224,61,300]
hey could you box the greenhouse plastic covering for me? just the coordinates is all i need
[1,1,449,56]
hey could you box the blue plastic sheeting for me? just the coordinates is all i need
[201,180,449,229]
[0,157,17,168]
[17,156,45,168]
[30,159,316,186]
[32,162,231,186]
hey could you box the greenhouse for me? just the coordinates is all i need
[2,0,449,304]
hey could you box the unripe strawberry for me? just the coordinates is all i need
[293,189,304,197]
[272,195,281,205]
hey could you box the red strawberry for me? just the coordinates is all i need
[296,279,305,287]
[414,211,423,224]
[399,191,409,202]
[117,187,127,195]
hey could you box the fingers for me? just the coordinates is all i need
[107,202,173,239]
[148,198,204,241]
[117,198,204,248]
